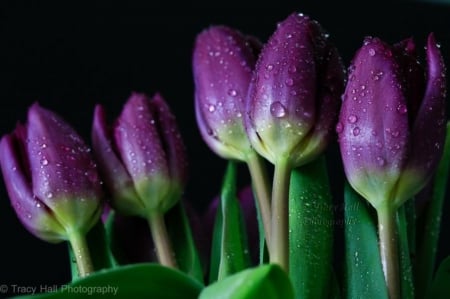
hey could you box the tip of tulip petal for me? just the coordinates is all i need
[427,32,437,48]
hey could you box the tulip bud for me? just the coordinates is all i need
[92,92,188,217]
[245,13,345,167]
[338,33,446,209]
[193,25,260,161]
[0,103,102,242]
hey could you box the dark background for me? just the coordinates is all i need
[1,0,449,295]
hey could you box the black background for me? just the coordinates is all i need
[1,0,449,295]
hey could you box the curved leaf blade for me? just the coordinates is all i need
[13,263,203,299]
[200,264,294,299]
[344,183,388,299]
[289,156,333,299]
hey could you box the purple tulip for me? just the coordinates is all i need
[92,92,188,217]
[338,33,446,208]
[0,103,102,242]
[245,13,345,167]
[193,25,260,161]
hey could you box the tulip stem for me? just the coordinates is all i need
[270,158,291,271]
[68,231,94,277]
[148,213,178,269]
[247,152,272,248]
[377,204,400,299]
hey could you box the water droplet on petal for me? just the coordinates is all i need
[227,89,237,97]
[353,127,360,136]
[41,158,49,166]
[336,122,344,133]
[270,102,287,118]
[376,156,386,166]
[288,65,297,73]
[285,78,294,86]
[208,104,216,112]
[397,104,408,114]
[369,48,376,56]
[348,115,358,124]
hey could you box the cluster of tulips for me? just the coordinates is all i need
[1,12,448,299]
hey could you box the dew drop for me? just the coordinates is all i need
[353,127,360,136]
[208,104,216,112]
[270,102,287,118]
[391,130,400,138]
[266,64,274,71]
[41,158,49,166]
[369,48,376,56]
[376,156,386,166]
[285,78,294,86]
[397,104,407,114]
[335,122,344,133]
[288,65,297,73]
[227,89,237,97]
[348,115,358,124]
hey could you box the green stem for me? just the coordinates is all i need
[68,231,94,277]
[148,212,178,268]
[270,158,291,271]
[246,152,272,248]
[377,204,400,299]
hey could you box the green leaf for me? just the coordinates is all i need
[396,205,414,299]
[13,263,203,299]
[343,183,388,299]
[429,256,450,299]
[199,264,294,299]
[416,122,450,299]
[289,156,333,299]
[166,201,205,284]
[209,161,251,282]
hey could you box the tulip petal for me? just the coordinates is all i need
[92,104,144,216]
[396,33,447,205]
[0,134,66,242]
[152,93,188,186]
[393,38,426,121]
[114,92,169,181]
[193,26,256,160]
[339,37,410,206]
[26,103,101,231]
[293,45,345,165]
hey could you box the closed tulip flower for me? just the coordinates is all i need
[338,33,446,210]
[337,33,446,299]
[245,12,344,270]
[0,103,103,276]
[245,13,345,167]
[193,25,259,161]
[92,92,187,217]
[193,25,272,246]
[92,92,187,268]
